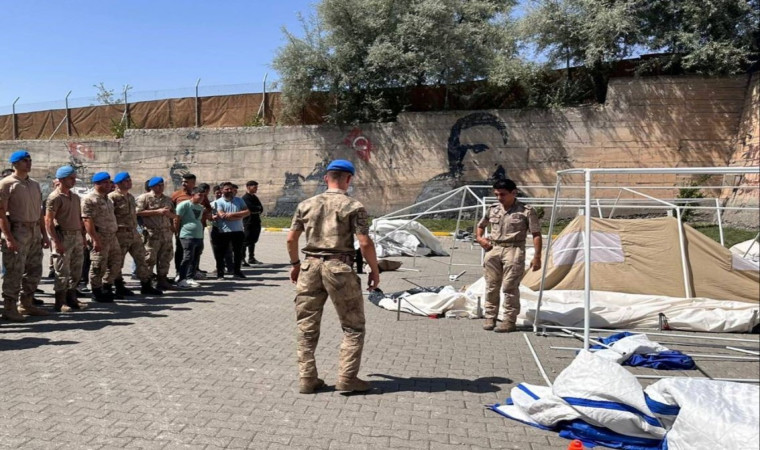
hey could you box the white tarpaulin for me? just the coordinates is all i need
[369,219,449,258]
[492,350,760,450]
[371,277,760,332]
[731,238,760,263]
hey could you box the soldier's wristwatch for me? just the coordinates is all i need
[290,259,301,266]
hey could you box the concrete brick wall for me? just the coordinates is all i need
[0,75,756,226]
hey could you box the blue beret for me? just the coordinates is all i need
[55,165,76,179]
[148,176,164,187]
[9,150,30,163]
[91,172,111,183]
[113,172,131,184]
[325,159,355,175]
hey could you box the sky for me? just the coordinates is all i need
[0,0,315,111]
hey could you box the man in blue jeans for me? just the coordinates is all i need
[175,187,206,289]
[210,182,250,279]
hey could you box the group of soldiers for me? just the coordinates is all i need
[0,149,263,321]
[1,149,541,395]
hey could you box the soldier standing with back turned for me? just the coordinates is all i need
[286,159,380,394]
[475,178,542,333]
[0,150,50,321]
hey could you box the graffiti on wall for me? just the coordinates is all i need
[344,128,373,162]
[446,112,508,177]
[67,142,95,161]
[414,113,510,207]
[272,159,330,216]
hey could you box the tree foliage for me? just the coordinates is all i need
[273,0,517,124]
[274,0,760,123]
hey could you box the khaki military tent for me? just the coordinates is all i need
[522,217,759,304]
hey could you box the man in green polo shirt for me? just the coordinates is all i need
[175,187,205,289]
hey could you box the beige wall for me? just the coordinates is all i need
[0,75,756,225]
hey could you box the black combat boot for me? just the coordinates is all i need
[140,280,163,296]
[114,278,135,297]
[92,287,114,303]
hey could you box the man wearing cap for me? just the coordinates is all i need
[45,165,88,312]
[475,178,542,333]
[109,172,163,296]
[0,150,50,321]
[242,180,264,265]
[286,159,380,394]
[136,177,177,291]
[82,172,121,302]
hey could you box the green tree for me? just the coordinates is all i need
[273,0,518,124]
[518,0,639,103]
[637,0,760,75]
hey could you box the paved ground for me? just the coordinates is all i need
[1,233,758,449]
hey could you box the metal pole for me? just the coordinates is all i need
[715,198,724,246]
[539,324,760,343]
[608,189,623,218]
[11,97,19,140]
[448,188,468,276]
[523,334,553,386]
[583,170,592,350]
[65,90,72,137]
[549,347,759,360]
[122,85,130,129]
[533,177,562,333]
[726,346,760,356]
[742,233,759,258]
[195,78,201,128]
[674,207,693,298]
[634,375,759,384]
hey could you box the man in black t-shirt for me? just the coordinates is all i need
[242,180,263,265]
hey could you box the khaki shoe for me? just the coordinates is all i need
[299,377,325,394]
[19,303,49,317]
[2,310,25,322]
[336,377,371,393]
[483,318,496,331]
[494,322,517,333]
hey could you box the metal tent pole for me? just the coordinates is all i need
[533,177,562,333]
[583,170,592,350]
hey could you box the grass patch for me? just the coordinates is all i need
[263,216,756,248]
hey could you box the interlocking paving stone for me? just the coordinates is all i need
[0,232,757,449]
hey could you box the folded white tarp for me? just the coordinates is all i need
[371,277,760,332]
[492,351,760,449]
[369,219,449,258]
[731,238,760,263]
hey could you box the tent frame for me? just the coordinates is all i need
[533,167,760,350]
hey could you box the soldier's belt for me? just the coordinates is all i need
[491,241,525,248]
[305,254,355,265]
[10,221,37,227]
[59,229,82,234]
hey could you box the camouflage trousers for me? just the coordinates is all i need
[111,228,151,282]
[89,232,121,289]
[144,228,173,278]
[294,258,365,379]
[483,245,525,324]
[1,223,43,302]
[52,230,85,291]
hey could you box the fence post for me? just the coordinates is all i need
[11,97,19,140]
[65,90,72,137]
[122,85,130,130]
[195,78,201,128]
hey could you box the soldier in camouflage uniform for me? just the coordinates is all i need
[0,150,51,321]
[45,165,88,312]
[286,160,380,394]
[82,172,121,303]
[475,178,542,333]
[108,172,163,297]
[136,177,177,291]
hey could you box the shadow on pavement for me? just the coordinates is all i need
[357,373,512,394]
[0,337,79,351]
